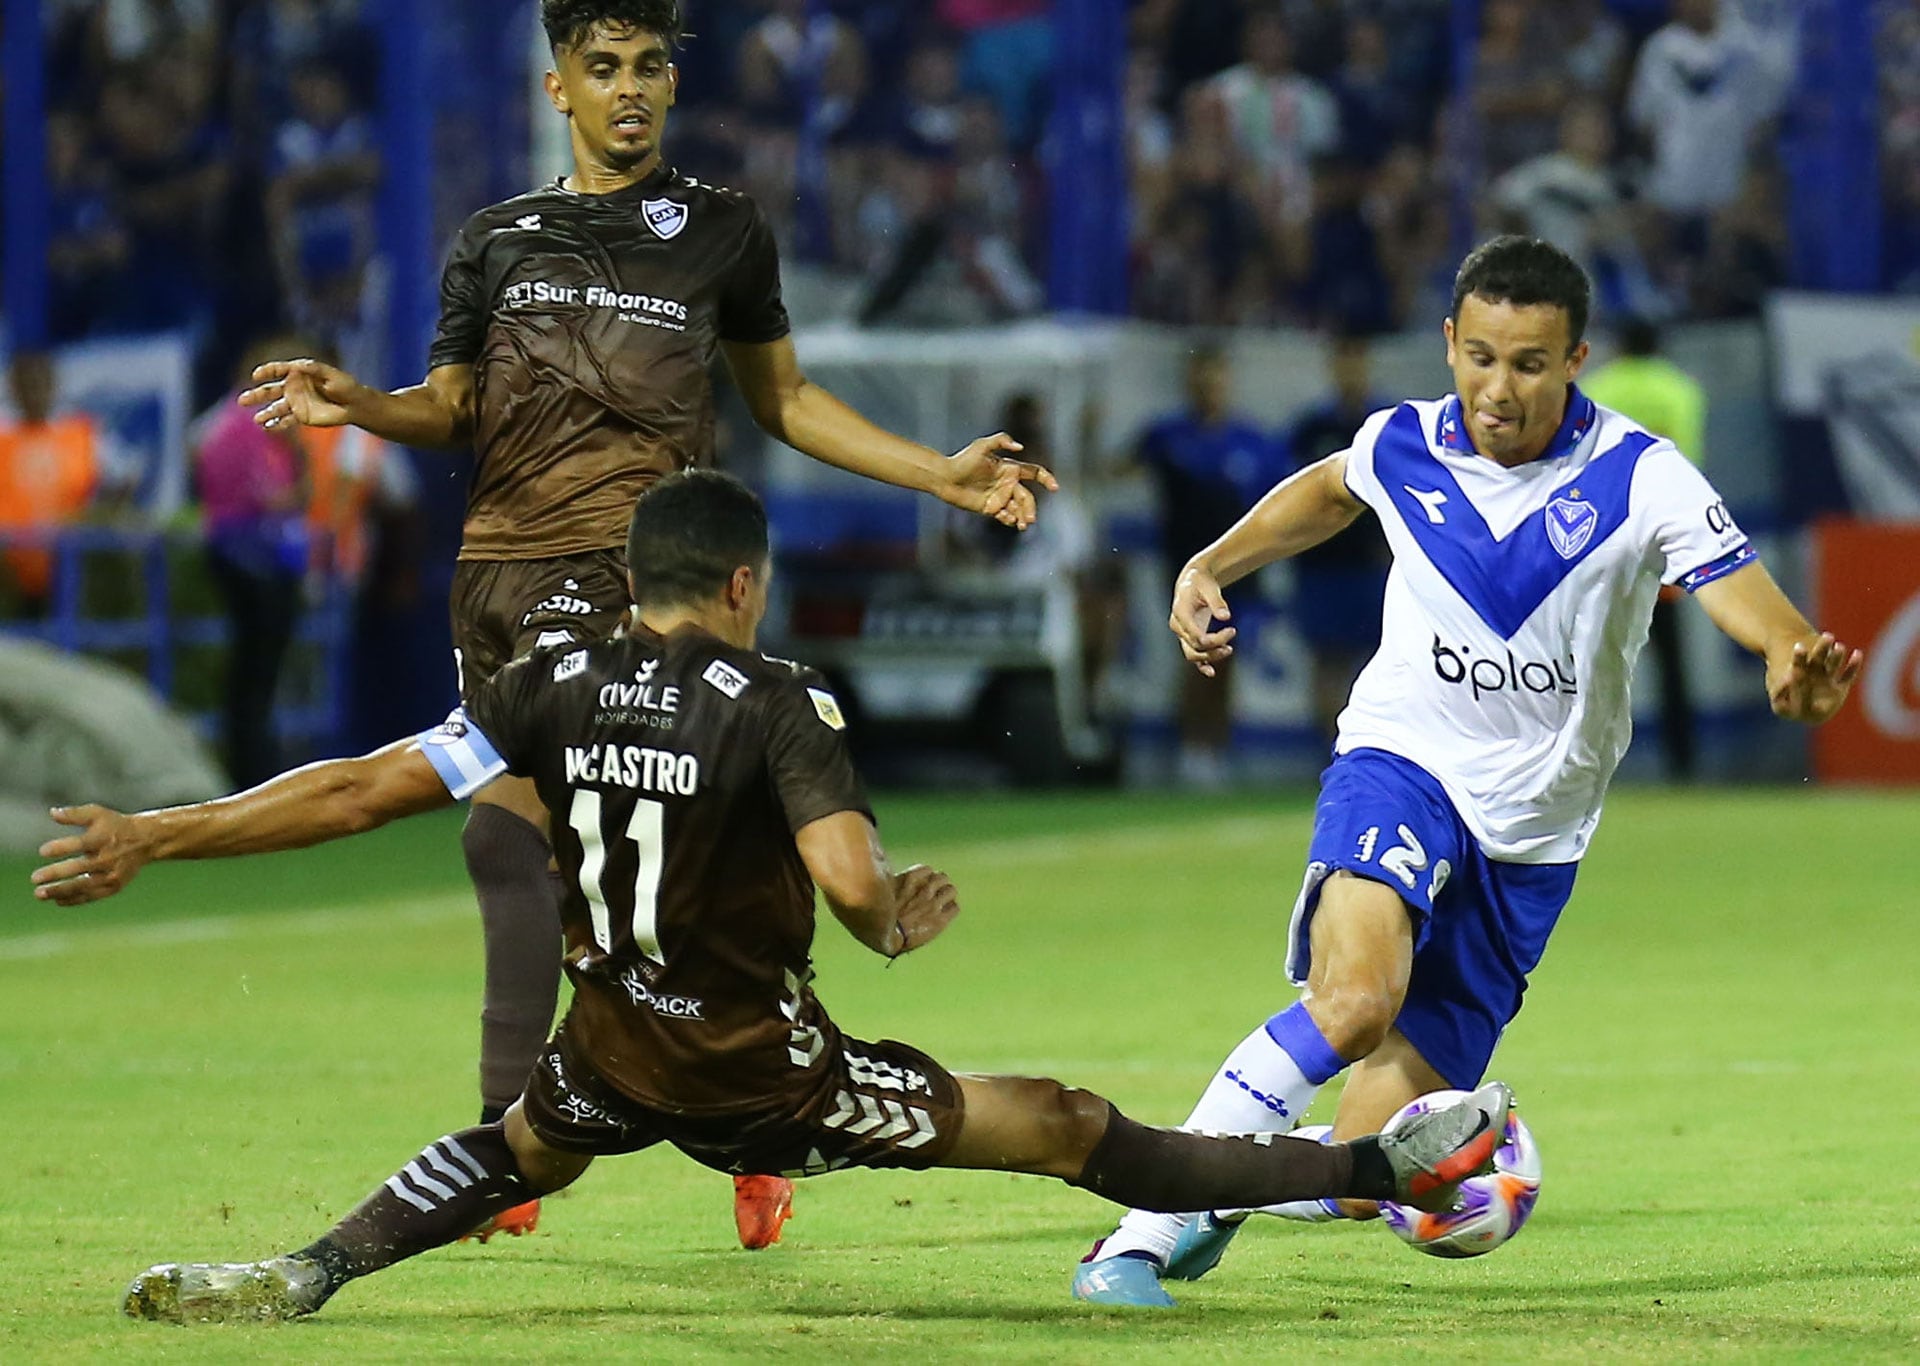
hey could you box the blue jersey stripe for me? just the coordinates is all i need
[1373,405,1657,639]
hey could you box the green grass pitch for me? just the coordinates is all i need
[4,786,1919,1362]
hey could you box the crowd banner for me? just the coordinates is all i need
[1767,292,1920,518]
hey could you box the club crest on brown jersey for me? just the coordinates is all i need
[643,198,688,240]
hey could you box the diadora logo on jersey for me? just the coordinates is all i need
[1432,635,1577,701]
[533,629,574,650]
[1404,485,1449,524]
[642,197,687,239]
[809,687,847,730]
[502,279,689,330]
[553,649,588,682]
[1545,491,1598,560]
[703,659,750,698]
[515,213,541,230]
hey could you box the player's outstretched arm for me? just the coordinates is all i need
[794,810,958,958]
[1693,561,1864,724]
[29,742,456,906]
[1170,454,1366,675]
[241,360,475,449]
[722,337,1058,530]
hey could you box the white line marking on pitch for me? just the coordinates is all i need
[0,897,469,962]
[1,815,1291,964]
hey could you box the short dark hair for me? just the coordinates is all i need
[540,0,684,53]
[626,470,769,609]
[1450,236,1591,351]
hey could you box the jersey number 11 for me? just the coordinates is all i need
[567,789,666,959]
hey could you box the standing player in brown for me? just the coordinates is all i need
[239,1,1055,1244]
[32,471,1513,1326]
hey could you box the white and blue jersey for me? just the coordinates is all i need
[1333,387,1752,863]
[1278,386,1752,1084]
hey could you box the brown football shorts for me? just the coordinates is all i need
[521,1010,967,1178]
[448,549,630,700]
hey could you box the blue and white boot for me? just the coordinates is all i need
[1071,1243,1178,1308]
[1166,1124,1342,1281]
[1164,1210,1246,1281]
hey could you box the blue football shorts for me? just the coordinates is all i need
[1283,747,1578,1088]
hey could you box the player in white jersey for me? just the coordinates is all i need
[1072,237,1863,1307]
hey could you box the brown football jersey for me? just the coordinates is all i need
[452,626,871,1115]
[429,166,790,562]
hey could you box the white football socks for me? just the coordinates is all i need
[1097,1005,1347,1264]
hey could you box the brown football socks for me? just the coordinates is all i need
[463,804,564,1122]
[1070,1104,1387,1212]
[298,1124,537,1294]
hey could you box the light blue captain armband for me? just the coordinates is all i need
[1677,542,1757,593]
[415,707,510,799]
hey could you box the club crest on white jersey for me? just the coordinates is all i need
[1544,494,1598,559]
[1333,389,1753,862]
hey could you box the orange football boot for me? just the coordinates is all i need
[733,1175,794,1250]
[460,1198,542,1243]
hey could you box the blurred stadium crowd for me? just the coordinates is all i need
[28,0,382,370]
[10,0,1901,362]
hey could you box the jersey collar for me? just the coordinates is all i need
[1438,385,1597,463]
[552,163,678,201]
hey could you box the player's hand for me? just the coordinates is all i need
[29,806,152,906]
[889,864,959,957]
[1767,631,1864,724]
[240,358,364,431]
[1170,561,1236,677]
[938,432,1059,530]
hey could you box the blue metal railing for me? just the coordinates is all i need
[0,526,355,753]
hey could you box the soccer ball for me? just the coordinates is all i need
[1378,1089,1541,1259]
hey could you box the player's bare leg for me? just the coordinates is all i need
[1297,872,1418,1059]
[1323,1028,1450,1219]
[123,1105,594,1323]
[1082,873,1419,1298]
[1092,871,1415,1286]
